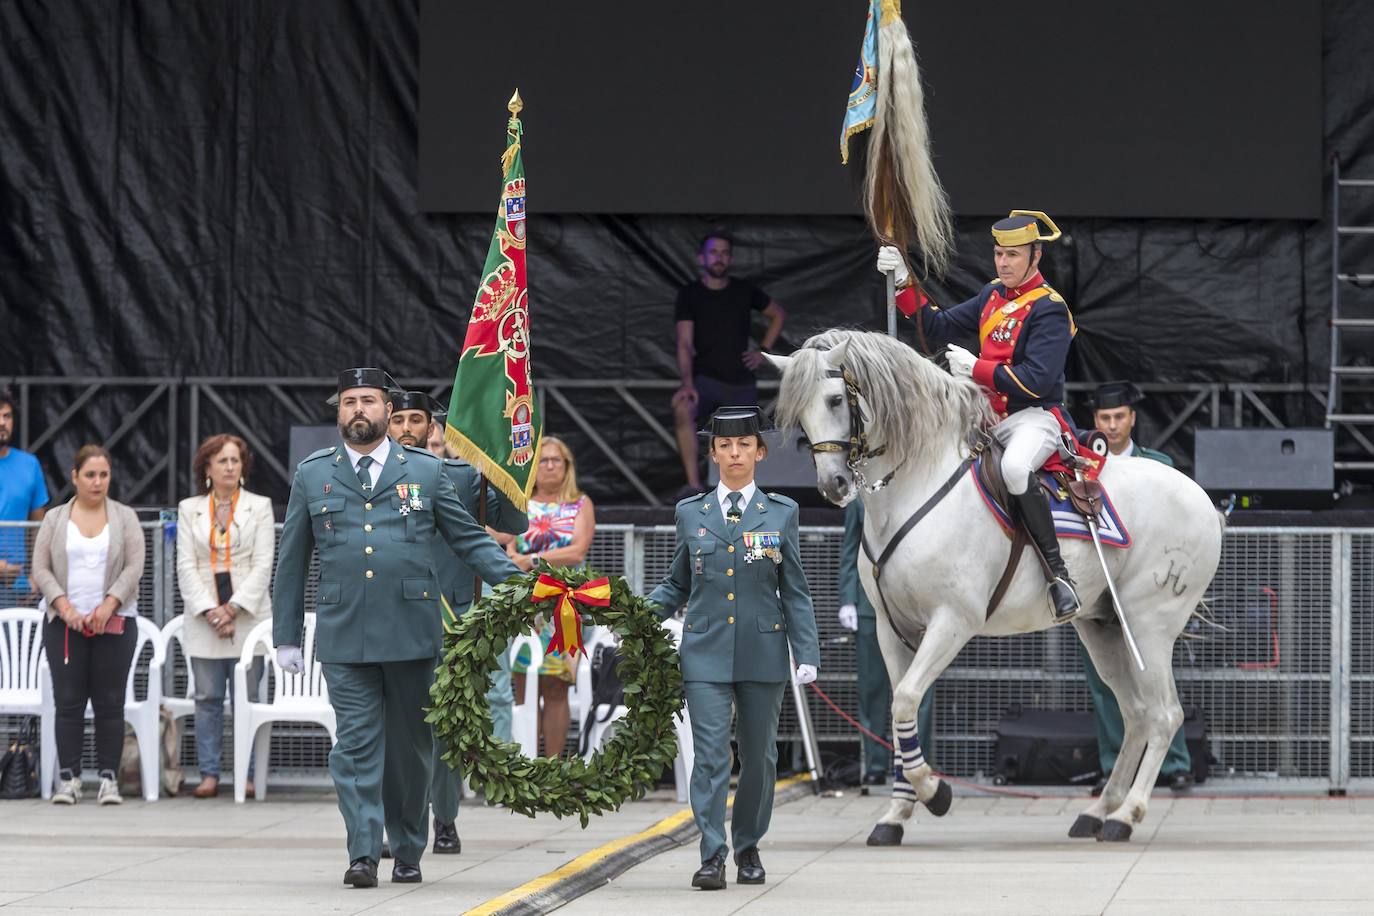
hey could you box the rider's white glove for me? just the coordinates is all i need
[875,245,910,287]
[945,344,977,378]
[794,664,818,686]
[838,604,859,631]
[277,645,305,675]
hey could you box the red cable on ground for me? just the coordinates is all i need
[804,682,1374,803]
[806,681,1043,799]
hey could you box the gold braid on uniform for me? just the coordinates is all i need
[428,564,684,827]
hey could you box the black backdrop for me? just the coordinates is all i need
[420,1,1322,218]
[1,1,1372,507]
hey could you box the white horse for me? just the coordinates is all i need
[766,330,1223,843]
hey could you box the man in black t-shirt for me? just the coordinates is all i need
[671,230,786,493]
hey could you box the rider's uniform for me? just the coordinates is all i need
[897,266,1074,496]
[891,210,1081,620]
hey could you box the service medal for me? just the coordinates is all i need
[408,483,422,510]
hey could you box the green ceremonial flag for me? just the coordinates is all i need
[444,90,540,510]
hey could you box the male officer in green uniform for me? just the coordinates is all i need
[1085,380,1192,792]
[649,407,820,891]
[389,389,528,855]
[837,499,932,786]
[274,369,521,888]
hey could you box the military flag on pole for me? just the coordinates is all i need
[444,90,541,509]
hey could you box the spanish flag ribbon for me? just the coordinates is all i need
[532,573,611,658]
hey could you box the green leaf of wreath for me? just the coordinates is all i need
[428,565,684,822]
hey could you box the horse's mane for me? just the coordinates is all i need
[774,329,995,471]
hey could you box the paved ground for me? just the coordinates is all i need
[567,790,1374,916]
[3,786,1372,914]
[0,786,683,913]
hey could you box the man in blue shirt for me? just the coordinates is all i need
[0,390,49,603]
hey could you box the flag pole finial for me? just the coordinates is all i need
[508,89,523,117]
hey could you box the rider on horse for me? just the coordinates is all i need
[877,210,1080,621]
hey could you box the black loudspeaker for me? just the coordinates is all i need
[288,425,341,471]
[705,428,818,489]
[992,704,1208,786]
[993,707,1101,786]
[1193,428,1333,491]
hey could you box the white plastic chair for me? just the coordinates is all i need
[577,618,694,803]
[509,632,545,757]
[0,608,50,795]
[233,614,336,803]
[159,615,195,727]
[37,614,165,801]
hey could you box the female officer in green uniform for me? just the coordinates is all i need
[648,406,820,891]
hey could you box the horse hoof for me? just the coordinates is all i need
[1068,814,1103,839]
[922,779,953,817]
[1097,819,1133,843]
[866,823,904,846]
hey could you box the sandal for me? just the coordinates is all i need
[192,776,219,798]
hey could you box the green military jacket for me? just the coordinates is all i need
[648,489,820,683]
[1132,443,1174,466]
[273,440,520,664]
[838,500,876,619]
[433,458,527,617]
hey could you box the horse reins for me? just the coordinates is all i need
[802,367,899,493]
[803,361,971,654]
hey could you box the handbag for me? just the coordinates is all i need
[0,717,41,799]
[577,642,625,756]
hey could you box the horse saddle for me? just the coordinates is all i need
[973,436,1125,620]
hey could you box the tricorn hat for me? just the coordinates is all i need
[699,405,766,440]
[991,209,1062,247]
[326,367,401,406]
[1092,380,1145,411]
[390,390,446,421]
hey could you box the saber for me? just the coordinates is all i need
[1076,470,1147,672]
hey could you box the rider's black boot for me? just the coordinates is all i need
[1013,480,1081,621]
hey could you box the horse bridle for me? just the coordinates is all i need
[802,366,899,493]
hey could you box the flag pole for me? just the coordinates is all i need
[473,477,488,606]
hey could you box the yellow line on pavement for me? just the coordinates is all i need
[464,774,812,916]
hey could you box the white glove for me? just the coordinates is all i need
[875,245,910,287]
[945,344,977,378]
[277,645,305,675]
[837,604,859,631]
[793,664,818,686]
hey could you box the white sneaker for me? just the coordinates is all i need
[52,776,82,805]
[97,773,123,806]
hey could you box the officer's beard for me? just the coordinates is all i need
[340,414,387,446]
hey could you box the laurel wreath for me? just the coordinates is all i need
[427,566,685,827]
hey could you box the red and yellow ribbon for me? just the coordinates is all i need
[531,574,610,658]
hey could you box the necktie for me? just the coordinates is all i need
[726,491,743,530]
[357,455,374,491]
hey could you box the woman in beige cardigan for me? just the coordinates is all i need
[175,434,275,798]
[32,445,145,806]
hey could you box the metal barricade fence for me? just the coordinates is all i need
[0,520,1367,790]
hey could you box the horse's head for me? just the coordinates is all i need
[765,341,859,506]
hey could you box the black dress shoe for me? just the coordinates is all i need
[343,857,378,888]
[862,772,887,786]
[433,819,461,854]
[391,861,423,884]
[735,847,765,885]
[1164,772,1195,792]
[691,851,727,890]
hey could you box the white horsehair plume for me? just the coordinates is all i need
[865,0,954,278]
